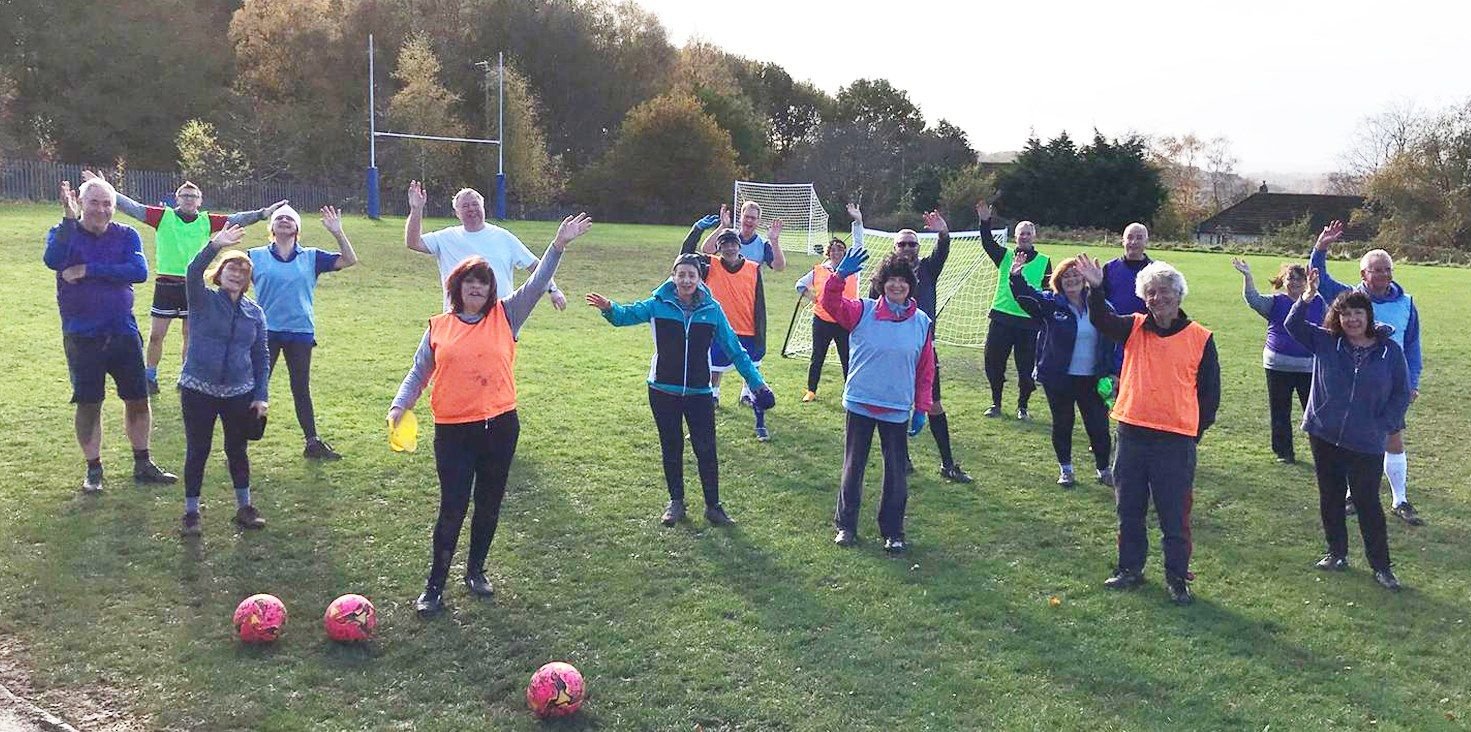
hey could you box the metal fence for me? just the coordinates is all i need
[1,159,358,214]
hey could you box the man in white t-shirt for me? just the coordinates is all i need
[404,181,567,309]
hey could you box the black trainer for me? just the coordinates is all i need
[1391,501,1424,526]
[1373,568,1402,592]
[939,464,973,483]
[834,528,857,547]
[883,536,908,554]
[233,504,266,530]
[464,572,494,597]
[81,464,104,494]
[1103,568,1144,590]
[983,405,1001,418]
[660,499,686,527]
[134,461,178,485]
[304,438,343,461]
[180,511,202,536]
[704,503,734,526]
[1315,554,1348,572]
[1166,575,1194,606]
[415,586,445,617]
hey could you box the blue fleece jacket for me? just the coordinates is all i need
[178,243,269,402]
[601,280,765,396]
[1010,274,1112,389]
[43,219,149,336]
[1286,295,1410,455]
[1310,248,1421,390]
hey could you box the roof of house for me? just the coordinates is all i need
[1196,192,1367,238]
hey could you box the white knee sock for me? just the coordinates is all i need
[1385,451,1408,506]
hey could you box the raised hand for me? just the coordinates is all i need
[1075,254,1105,287]
[585,293,613,312]
[922,209,948,234]
[553,212,593,250]
[1304,267,1320,301]
[320,205,344,235]
[60,181,80,220]
[212,224,247,249]
[846,202,863,225]
[769,218,783,241]
[407,180,427,211]
[1230,257,1251,276]
[975,198,992,222]
[1315,219,1344,251]
[835,245,870,278]
[265,200,289,216]
[80,169,101,183]
[1009,255,1028,276]
[719,203,731,229]
[694,213,720,230]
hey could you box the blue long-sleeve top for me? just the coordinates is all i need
[1309,248,1421,390]
[43,218,149,336]
[1285,295,1410,454]
[177,242,270,402]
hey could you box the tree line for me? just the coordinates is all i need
[1,0,1463,256]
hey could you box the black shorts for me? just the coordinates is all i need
[64,332,149,403]
[150,277,188,318]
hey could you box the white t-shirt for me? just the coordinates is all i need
[422,224,537,300]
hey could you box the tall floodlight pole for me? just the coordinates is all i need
[366,34,381,219]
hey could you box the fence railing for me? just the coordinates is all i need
[1,159,370,215]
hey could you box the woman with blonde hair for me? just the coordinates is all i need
[177,225,270,536]
[1230,258,1323,463]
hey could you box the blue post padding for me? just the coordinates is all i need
[366,167,381,219]
[495,173,507,220]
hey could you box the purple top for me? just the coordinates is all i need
[43,219,148,336]
[1101,256,1150,315]
[1264,293,1323,359]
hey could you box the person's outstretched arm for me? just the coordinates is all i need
[405,180,429,254]
[319,206,359,270]
[1078,255,1133,343]
[1285,269,1332,352]
[502,214,590,335]
[589,294,655,326]
[820,248,869,332]
[1309,220,1350,300]
[975,199,1005,266]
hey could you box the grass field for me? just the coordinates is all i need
[1,201,1468,731]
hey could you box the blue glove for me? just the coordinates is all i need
[908,410,928,437]
[835,246,870,278]
[753,386,776,411]
[694,214,720,230]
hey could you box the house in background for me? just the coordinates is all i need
[1194,183,1367,244]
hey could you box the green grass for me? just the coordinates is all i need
[1,202,1468,730]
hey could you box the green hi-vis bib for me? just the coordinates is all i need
[990,248,1051,318]
[155,207,212,277]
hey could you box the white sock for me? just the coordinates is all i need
[1384,451,1408,506]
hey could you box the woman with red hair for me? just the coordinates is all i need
[389,213,592,617]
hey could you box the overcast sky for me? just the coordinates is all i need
[636,0,1470,177]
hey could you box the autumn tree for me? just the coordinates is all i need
[385,34,470,196]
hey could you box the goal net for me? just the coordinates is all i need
[732,181,830,255]
[780,227,1009,356]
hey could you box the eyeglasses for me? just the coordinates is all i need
[896,241,919,249]
[176,193,201,200]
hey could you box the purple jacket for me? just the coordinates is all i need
[1263,293,1322,359]
[43,219,148,336]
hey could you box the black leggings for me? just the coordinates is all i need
[1309,435,1391,570]
[1265,368,1311,460]
[180,387,252,498]
[1043,375,1112,469]
[984,319,1038,408]
[835,411,909,539]
[427,411,520,588]
[268,337,317,439]
[808,316,851,392]
[649,387,720,505]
